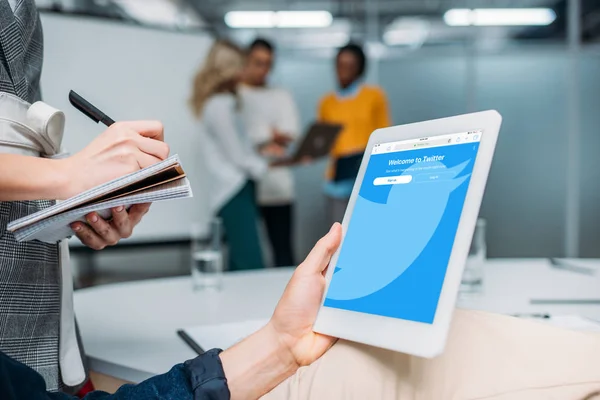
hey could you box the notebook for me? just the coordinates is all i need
[179,319,269,354]
[7,154,193,243]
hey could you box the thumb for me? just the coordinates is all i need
[300,223,342,275]
[119,120,165,142]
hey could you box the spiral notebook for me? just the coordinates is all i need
[7,155,193,243]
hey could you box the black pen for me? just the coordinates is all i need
[548,258,596,276]
[177,330,205,355]
[512,313,550,319]
[531,299,600,305]
[69,90,115,127]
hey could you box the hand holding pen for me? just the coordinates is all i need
[59,91,170,198]
[58,90,169,250]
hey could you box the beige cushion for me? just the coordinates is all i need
[264,309,600,400]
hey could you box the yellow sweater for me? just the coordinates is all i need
[318,85,391,178]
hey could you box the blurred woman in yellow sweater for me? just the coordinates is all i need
[318,43,391,224]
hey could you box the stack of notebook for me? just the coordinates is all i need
[8,155,192,243]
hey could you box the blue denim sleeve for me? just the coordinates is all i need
[184,349,230,400]
[80,363,194,400]
[0,348,229,400]
[78,349,230,400]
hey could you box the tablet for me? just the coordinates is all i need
[313,110,502,358]
[289,122,342,162]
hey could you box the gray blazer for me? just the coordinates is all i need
[0,0,86,393]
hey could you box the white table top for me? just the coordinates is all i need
[74,259,600,383]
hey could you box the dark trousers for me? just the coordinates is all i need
[260,204,295,267]
[326,196,349,225]
[219,181,265,271]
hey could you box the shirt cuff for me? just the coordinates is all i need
[184,349,230,400]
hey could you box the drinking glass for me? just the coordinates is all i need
[191,218,223,291]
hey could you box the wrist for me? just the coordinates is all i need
[263,321,300,373]
[0,154,75,202]
[52,158,77,200]
[220,322,299,400]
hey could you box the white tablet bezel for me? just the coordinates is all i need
[313,110,502,358]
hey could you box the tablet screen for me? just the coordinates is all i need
[324,130,483,324]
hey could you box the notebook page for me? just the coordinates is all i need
[96,172,185,203]
[7,155,182,231]
[14,177,192,243]
[76,164,184,207]
[16,189,190,243]
[182,319,269,352]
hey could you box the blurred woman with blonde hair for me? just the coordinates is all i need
[190,40,266,271]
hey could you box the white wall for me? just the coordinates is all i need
[579,53,600,257]
[40,14,213,241]
[40,14,600,258]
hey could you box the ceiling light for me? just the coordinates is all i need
[224,11,276,28]
[444,9,472,26]
[444,8,556,27]
[225,11,333,29]
[276,11,332,28]
[384,18,430,47]
[113,0,204,28]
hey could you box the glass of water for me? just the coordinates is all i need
[191,218,223,291]
[460,218,486,294]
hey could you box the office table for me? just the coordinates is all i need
[74,258,600,383]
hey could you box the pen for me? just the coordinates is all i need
[512,313,550,319]
[530,299,600,305]
[177,330,205,355]
[548,258,596,276]
[69,90,115,127]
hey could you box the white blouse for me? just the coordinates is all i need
[239,85,301,205]
[198,93,267,214]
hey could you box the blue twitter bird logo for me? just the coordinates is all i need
[326,160,472,301]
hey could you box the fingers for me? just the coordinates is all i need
[72,223,104,250]
[127,203,150,226]
[299,223,342,275]
[132,135,170,161]
[71,220,108,250]
[113,125,168,165]
[106,204,148,238]
[111,206,133,238]
[312,334,338,362]
[134,150,164,169]
[70,205,150,250]
[81,212,121,248]
[118,120,165,141]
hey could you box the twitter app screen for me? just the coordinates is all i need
[324,131,483,324]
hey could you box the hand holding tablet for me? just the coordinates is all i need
[313,110,502,358]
